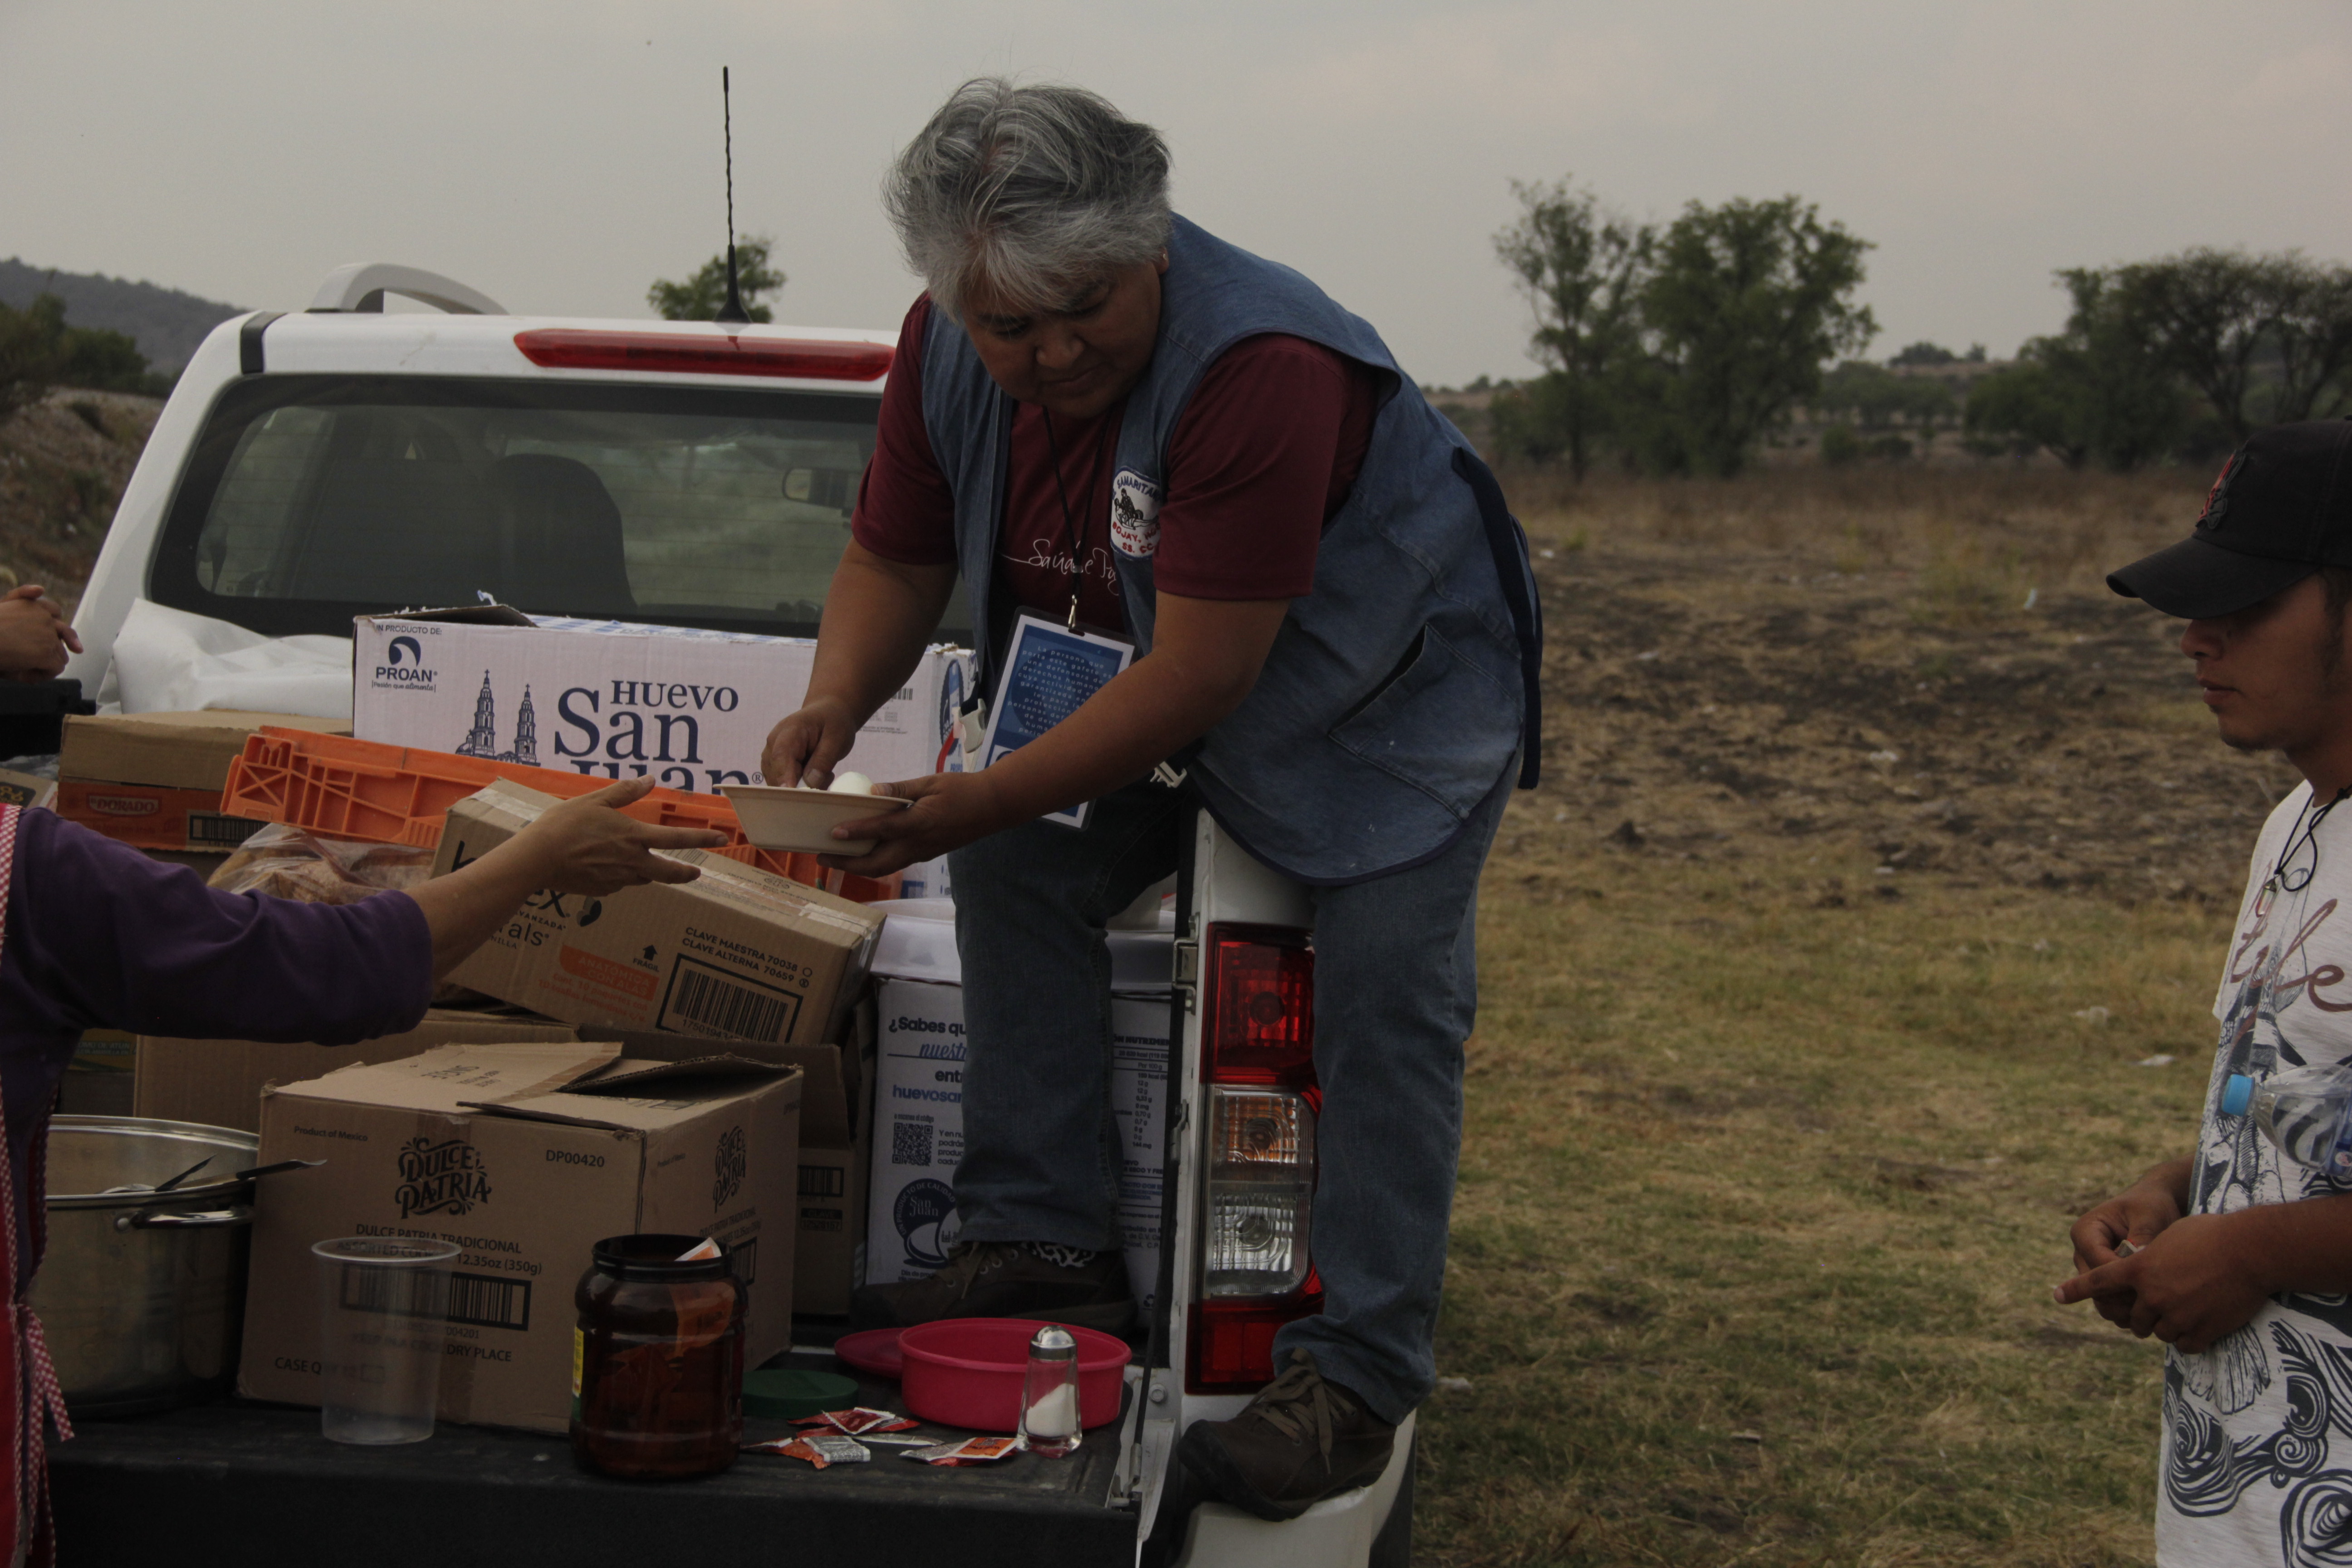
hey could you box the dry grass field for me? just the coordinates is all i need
[1420,465,2274,1567]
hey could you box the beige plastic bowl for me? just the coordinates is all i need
[720,784,911,856]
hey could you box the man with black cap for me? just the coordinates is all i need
[2058,419,2352,1565]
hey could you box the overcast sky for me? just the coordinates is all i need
[5,0,2348,386]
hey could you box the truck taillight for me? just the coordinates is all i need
[1202,924,1314,1086]
[1203,1087,1315,1296]
[1190,925,1320,1392]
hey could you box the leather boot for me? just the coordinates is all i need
[1176,1349,1397,1521]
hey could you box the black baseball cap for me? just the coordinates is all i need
[2107,420,2352,618]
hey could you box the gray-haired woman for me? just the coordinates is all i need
[762,78,1540,1521]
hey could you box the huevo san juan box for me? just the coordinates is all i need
[352,612,970,795]
[237,1040,801,1434]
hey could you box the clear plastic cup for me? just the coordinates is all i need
[312,1237,460,1445]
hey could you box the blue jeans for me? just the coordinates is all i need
[947,769,1509,1424]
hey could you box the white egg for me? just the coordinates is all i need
[827,771,875,795]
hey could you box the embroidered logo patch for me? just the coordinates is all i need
[1110,469,1162,559]
[2199,452,2242,531]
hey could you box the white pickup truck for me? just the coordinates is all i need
[50,265,1414,1568]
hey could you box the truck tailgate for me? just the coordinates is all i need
[49,1357,1136,1565]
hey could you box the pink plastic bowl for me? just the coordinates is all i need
[898,1318,1131,1433]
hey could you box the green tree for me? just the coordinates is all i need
[1635,196,1877,476]
[1491,179,1652,479]
[0,293,170,421]
[0,302,60,424]
[2103,247,2352,437]
[647,237,786,323]
[1888,341,1956,367]
[1814,359,1956,428]
[1963,360,2088,468]
[1963,271,2188,470]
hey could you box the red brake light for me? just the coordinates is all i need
[1202,924,1313,1086]
[513,328,892,382]
[1189,1274,1324,1393]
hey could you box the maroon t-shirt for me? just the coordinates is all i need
[854,296,1380,632]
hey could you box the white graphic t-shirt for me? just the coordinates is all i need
[2161,783,2352,1567]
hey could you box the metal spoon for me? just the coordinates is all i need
[229,1158,324,1182]
[148,1156,216,1194]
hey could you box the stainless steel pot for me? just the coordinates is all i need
[30,1116,258,1417]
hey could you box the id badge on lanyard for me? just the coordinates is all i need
[976,610,1135,829]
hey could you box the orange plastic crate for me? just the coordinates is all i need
[219,729,902,901]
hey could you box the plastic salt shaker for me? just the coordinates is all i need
[1019,1324,1082,1458]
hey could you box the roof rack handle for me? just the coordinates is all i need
[308,263,505,316]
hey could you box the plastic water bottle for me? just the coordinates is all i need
[2225,1068,2352,1174]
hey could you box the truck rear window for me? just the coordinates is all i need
[150,374,967,642]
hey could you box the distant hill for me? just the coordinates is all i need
[0,259,244,373]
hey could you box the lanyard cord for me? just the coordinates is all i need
[1039,409,1112,632]
[2270,784,2352,894]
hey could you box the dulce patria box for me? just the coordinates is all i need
[237,1040,801,1434]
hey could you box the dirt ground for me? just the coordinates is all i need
[0,389,163,613]
[1493,465,2290,911]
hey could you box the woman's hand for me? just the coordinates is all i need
[409,779,730,976]
[818,772,1015,877]
[761,696,860,789]
[510,780,730,896]
[0,586,81,681]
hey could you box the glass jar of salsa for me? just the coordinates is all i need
[571,1234,746,1480]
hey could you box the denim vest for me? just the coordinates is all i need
[920,216,1541,883]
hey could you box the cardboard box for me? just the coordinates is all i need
[433,782,882,1049]
[352,612,970,794]
[60,710,352,792]
[59,1030,136,1117]
[56,710,349,851]
[866,976,1171,1316]
[136,1008,580,1135]
[237,1040,802,1435]
[592,1007,876,1317]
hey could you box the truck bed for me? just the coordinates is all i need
[48,1350,1137,1566]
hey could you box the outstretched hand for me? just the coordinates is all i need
[411,778,732,979]
[514,778,732,894]
[818,772,1014,878]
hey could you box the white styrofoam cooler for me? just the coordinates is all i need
[867,906,1174,1312]
[352,614,970,796]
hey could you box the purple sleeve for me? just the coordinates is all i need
[4,810,434,1045]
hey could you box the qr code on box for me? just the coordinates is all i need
[892,1120,934,1168]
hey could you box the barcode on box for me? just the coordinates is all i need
[188,813,264,848]
[892,1120,934,1167]
[446,1272,531,1331]
[799,1164,845,1199]
[336,1264,447,1319]
[658,957,800,1043]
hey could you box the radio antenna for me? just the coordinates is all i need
[714,66,751,326]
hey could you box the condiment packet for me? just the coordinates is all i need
[794,1407,918,1436]
[675,1238,722,1262]
[900,1435,1025,1466]
[744,1434,871,1468]
[854,1433,936,1448]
